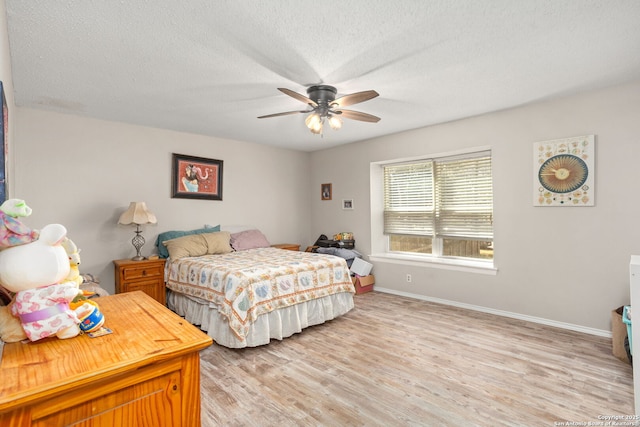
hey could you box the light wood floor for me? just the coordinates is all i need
[198,291,634,426]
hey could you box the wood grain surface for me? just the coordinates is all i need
[199,291,633,426]
[0,291,212,426]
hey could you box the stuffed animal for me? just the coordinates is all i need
[61,237,83,288]
[1,198,33,217]
[0,223,98,341]
[0,305,27,343]
[0,199,39,248]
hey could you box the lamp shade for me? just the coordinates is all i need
[118,202,157,226]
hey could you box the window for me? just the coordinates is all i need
[383,150,493,261]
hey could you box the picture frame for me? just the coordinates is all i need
[321,183,332,200]
[533,135,595,206]
[171,153,223,200]
[0,81,7,204]
[342,199,354,210]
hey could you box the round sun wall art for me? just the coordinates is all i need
[533,135,595,206]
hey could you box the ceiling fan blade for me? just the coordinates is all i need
[257,110,308,119]
[332,90,379,108]
[337,109,381,123]
[278,88,318,107]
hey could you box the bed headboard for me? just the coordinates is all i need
[219,225,256,234]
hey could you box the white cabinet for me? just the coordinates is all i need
[629,255,640,415]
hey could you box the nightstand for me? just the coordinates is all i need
[271,243,301,251]
[113,258,166,305]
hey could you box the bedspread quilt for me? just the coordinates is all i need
[165,247,354,341]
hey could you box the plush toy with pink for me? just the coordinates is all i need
[0,198,39,248]
[0,210,104,342]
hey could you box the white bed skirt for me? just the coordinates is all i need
[167,290,355,348]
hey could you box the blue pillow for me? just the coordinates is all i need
[155,225,220,258]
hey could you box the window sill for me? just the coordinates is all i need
[369,253,497,275]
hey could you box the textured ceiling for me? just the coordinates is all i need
[5,1,640,152]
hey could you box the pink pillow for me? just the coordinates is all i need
[230,229,270,251]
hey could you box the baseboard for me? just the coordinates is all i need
[373,287,611,338]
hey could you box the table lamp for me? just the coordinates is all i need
[118,202,157,261]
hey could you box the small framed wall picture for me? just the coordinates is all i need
[342,199,353,210]
[321,183,332,200]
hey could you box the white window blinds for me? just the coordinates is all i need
[383,161,435,235]
[383,151,493,240]
[435,153,493,240]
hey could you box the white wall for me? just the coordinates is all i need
[310,79,640,333]
[13,108,311,294]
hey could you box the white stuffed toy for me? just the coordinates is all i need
[0,224,85,341]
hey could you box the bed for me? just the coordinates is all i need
[157,227,355,348]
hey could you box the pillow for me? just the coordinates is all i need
[163,231,232,260]
[163,234,209,259]
[201,231,233,255]
[155,225,220,258]
[230,229,270,251]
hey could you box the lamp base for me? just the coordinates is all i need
[131,225,146,261]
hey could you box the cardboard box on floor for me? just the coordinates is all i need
[612,306,630,363]
[352,275,374,294]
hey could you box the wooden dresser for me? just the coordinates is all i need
[114,258,167,305]
[0,291,212,426]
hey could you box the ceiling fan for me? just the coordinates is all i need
[258,85,380,135]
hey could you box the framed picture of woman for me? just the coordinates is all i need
[171,153,223,200]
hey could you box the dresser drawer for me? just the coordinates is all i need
[121,264,163,281]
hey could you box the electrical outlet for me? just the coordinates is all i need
[406,274,412,283]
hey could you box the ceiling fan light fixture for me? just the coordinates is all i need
[311,121,323,134]
[259,85,380,137]
[328,115,342,130]
[305,113,321,129]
